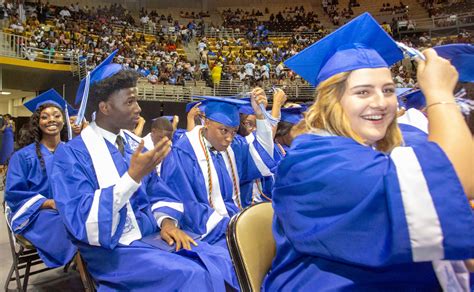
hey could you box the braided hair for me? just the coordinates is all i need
[18,103,67,171]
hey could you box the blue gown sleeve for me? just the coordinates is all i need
[172,128,187,143]
[144,170,184,225]
[273,135,474,267]
[5,149,47,233]
[51,143,135,250]
[232,121,277,182]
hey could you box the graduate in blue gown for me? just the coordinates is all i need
[51,52,238,291]
[5,89,77,268]
[265,13,474,291]
[0,114,14,165]
[143,116,174,177]
[274,105,307,154]
[237,93,286,207]
[161,93,277,246]
[68,108,88,139]
[397,88,430,146]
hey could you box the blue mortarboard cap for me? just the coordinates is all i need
[396,88,413,109]
[152,116,174,122]
[238,98,255,115]
[402,89,426,110]
[24,89,68,112]
[163,116,174,122]
[75,50,122,104]
[396,88,412,96]
[284,12,403,87]
[433,44,474,83]
[281,106,307,124]
[194,95,250,127]
[67,106,78,116]
[186,101,207,113]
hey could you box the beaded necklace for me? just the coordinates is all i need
[199,128,241,210]
[252,178,272,205]
[276,143,287,156]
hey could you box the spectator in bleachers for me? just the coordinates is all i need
[211,62,223,85]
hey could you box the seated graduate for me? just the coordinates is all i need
[5,89,77,268]
[143,116,174,176]
[68,109,88,138]
[51,51,238,291]
[171,102,205,142]
[160,93,277,247]
[274,105,307,154]
[396,88,430,145]
[237,92,286,207]
[265,13,474,291]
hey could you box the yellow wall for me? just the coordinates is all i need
[0,57,71,72]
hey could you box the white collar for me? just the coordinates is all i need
[90,121,124,147]
[200,127,221,154]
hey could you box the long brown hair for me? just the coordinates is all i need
[305,71,402,153]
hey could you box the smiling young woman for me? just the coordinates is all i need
[265,13,474,291]
[5,90,77,269]
[306,68,402,153]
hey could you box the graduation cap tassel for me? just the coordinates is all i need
[75,72,91,126]
[64,101,73,141]
[241,91,280,127]
[454,88,474,116]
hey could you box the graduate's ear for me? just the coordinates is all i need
[203,118,210,129]
[98,100,110,116]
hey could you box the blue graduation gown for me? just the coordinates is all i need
[400,123,429,146]
[173,128,187,143]
[264,134,474,291]
[51,132,238,291]
[398,108,429,146]
[161,125,277,244]
[240,141,285,208]
[5,143,77,267]
[0,125,14,164]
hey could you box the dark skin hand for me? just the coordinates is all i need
[128,137,171,183]
[160,218,198,251]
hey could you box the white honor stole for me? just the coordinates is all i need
[186,126,230,217]
[82,125,141,246]
[432,260,470,292]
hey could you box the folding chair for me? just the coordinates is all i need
[3,204,92,291]
[226,202,276,292]
[3,205,53,291]
[75,252,97,292]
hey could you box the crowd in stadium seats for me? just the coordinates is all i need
[2,1,207,86]
[220,6,325,33]
[1,0,472,91]
[420,0,472,18]
[322,0,356,25]
[195,31,326,87]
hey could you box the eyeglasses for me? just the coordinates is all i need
[242,121,256,130]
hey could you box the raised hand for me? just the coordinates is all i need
[416,49,458,103]
[172,115,179,131]
[250,87,268,119]
[187,102,203,121]
[128,138,171,183]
